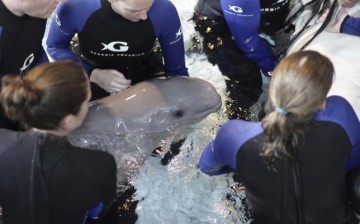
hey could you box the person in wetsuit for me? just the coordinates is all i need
[46,0,189,101]
[198,51,360,223]
[193,0,289,119]
[0,0,64,129]
[0,61,117,224]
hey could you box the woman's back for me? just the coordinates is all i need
[237,120,353,223]
[0,129,116,224]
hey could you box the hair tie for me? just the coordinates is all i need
[275,106,288,115]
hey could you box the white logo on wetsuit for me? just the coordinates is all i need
[273,0,286,4]
[170,27,182,45]
[20,53,34,75]
[55,14,61,27]
[228,5,243,14]
[101,41,129,52]
[175,28,182,38]
[262,0,288,12]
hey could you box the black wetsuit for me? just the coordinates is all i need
[47,0,188,100]
[0,1,49,129]
[0,129,116,224]
[198,96,360,223]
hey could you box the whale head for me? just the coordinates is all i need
[71,76,222,135]
[68,76,222,184]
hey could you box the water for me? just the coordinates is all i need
[43,0,269,223]
[129,0,269,223]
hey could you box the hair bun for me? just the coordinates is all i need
[0,75,40,122]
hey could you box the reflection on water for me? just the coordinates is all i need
[132,109,254,224]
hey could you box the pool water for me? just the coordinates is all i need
[88,0,270,222]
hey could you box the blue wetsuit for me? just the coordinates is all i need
[46,0,188,97]
[341,15,360,36]
[198,96,360,223]
[0,129,116,224]
[193,0,289,119]
[0,1,49,130]
[194,0,289,75]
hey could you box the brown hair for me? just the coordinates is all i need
[0,61,88,130]
[261,50,334,165]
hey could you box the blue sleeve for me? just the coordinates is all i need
[149,0,188,76]
[46,0,99,73]
[219,0,276,75]
[341,16,360,36]
[314,96,360,171]
[83,202,103,223]
[198,120,263,176]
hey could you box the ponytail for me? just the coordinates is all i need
[261,50,334,166]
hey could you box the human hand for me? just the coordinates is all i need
[90,68,131,93]
[340,0,359,8]
[317,7,348,33]
[317,8,330,24]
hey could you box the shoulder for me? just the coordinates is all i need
[0,129,20,151]
[151,0,177,10]
[0,129,31,145]
[314,95,360,143]
[55,0,101,16]
[149,0,179,18]
[219,120,263,137]
[56,0,97,9]
[61,145,117,178]
[314,95,358,123]
[67,145,115,166]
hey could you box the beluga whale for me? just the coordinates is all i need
[68,76,222,184]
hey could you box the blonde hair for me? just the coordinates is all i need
[261,50,334,165]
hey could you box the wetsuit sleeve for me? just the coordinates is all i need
[314,95,360,171]
[341,16,360,36]
[46,1,94,72]
[219,0,276,75]
[198,120,263,176]
[149,0,188,76]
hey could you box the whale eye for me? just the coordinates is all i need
[174,110,184,118]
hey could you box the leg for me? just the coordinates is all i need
[194,16,263,120]
[208,40,262,120]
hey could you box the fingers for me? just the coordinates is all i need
[317,9,330,23]
[107,71,131,92]
[90,69,131,93]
